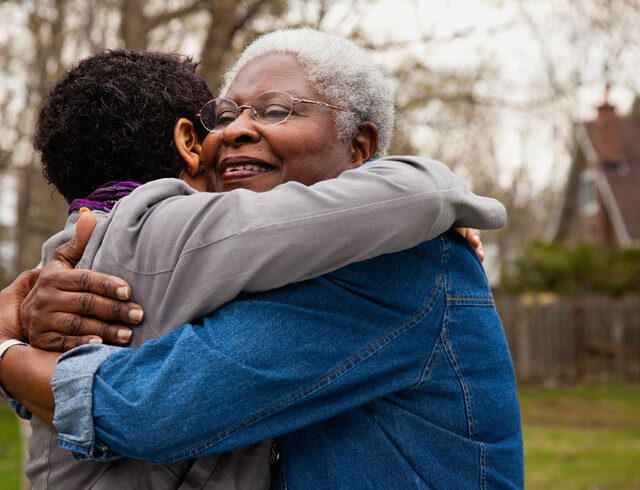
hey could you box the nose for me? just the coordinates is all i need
[220,109,261,147]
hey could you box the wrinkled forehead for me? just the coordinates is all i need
[221,52,321,104]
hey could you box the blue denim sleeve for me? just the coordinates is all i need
[9,400,32,420]
[52,343,124,461]
[84,244,445,464]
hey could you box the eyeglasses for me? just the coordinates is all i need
[196,90,345,132]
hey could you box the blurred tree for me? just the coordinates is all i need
[0,0,295,277]
[0,0,639,282]
[196,0,288,89]
[7,0,71,273]
[116,0,289,87]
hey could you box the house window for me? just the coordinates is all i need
[579,170,599,216]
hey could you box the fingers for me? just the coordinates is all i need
[455,227,468,238]
[16,209,142,350]
[476,241,485,262]
[29,313,133,349]
[7,269,41,298]
[33,332,112,353]
[24,269,42,289]
[18,260,141,349]
[464,228,481,248]
[457,227,485,262]
[48,290,143,325]
[51,209,97,268]
[463,228,485,262]
[0,271,38,342]
[39,267,132,301]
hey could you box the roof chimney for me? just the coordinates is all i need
[593,83,622,164]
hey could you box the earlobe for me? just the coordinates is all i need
[350,122,379,168]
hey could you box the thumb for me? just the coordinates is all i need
[52,208,97,268]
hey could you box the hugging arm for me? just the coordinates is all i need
[21,156,503,349]
[0,156,503,425]
[0,216,113,424]
[54,247,446,463]
[101,156,503,325]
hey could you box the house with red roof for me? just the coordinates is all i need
[551,90,640,248]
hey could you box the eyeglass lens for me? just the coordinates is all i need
[199,91,294,132]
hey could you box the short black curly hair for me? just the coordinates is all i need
[35,49,213,202]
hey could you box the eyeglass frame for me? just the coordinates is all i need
[196,90,346,133]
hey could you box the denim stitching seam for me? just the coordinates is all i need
[415,235,449,388]
[416,340,442,388]
[415,274,445,387]
[441,306,477,439]
[447,297,493,301]
[440,235,478,439]
[166,276,444,462]
[479,441,487,490]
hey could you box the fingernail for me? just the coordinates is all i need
[474,234,481,243]
[116,286,130,300]
[129,309,144,323]
[118,329,132,341]
[88,337,103,344]
[79,207,90,214]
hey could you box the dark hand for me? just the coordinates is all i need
[20,210,144,351]
[0,269,40,343]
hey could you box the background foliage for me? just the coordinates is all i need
[0,0,639,285]
[502,241,640,295]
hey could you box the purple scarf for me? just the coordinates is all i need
[68,181,142,215]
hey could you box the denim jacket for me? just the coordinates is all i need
[27,157,507,489]
[53,231,523,489]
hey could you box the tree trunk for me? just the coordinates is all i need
[119,0,150,50]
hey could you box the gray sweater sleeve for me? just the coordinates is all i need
[85,156,506,336]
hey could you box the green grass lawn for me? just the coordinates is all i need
[1,384,639,489]
[520,383,640,489]
[0,404,21,490]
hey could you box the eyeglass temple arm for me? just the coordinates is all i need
[294,98,346,111]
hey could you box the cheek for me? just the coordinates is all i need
[201,133,222,170]
[277,125,350,183]
[294,142,350,182]
[201,134,222,191]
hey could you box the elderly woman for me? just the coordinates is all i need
[12,48,497,490]
[0,29,523,488]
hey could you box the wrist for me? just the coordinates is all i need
[0,338,28,354]
[0,339,29,400]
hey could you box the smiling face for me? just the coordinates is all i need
[201,53,359,193]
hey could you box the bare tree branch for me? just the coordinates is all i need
[516,0,564,95]
[227,0,273,41]
[148,0,207,30]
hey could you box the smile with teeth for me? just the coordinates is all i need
[223,164,273,175]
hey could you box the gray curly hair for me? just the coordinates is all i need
[220,28,395,156]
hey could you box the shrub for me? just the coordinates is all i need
[501,241,640,296]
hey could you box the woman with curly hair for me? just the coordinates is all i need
[1,29,519,489]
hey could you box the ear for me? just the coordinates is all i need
[174,118,206,191]
[349,122,379,168]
